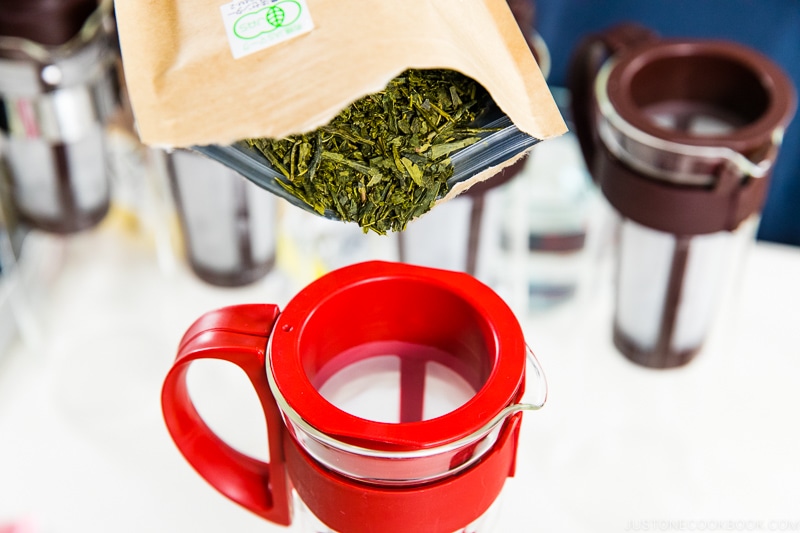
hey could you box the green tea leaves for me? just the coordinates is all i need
[400,157,424,186]
[246,69,494,234]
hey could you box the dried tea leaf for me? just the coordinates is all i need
[246,69,496,234]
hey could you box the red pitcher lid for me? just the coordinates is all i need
[266,261,527,453]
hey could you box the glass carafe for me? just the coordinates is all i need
[568,24,796,367]
[161,261,547,532]
[166,148,277,287]
[0,0,119,233]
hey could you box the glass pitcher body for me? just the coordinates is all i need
[161,261,547,532]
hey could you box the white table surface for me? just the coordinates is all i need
[1,219,799,533]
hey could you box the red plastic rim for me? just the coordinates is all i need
[267,261,527,452]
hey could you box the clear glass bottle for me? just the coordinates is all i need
[166,149,277,287]
[498,88,597,313]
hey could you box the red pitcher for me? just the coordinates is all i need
[161,261,547,533]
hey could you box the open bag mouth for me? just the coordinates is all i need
[193,100,540,223]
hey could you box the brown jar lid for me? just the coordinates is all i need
[0,0,99,47]
[605,38,795,159]
[596,38,796,235]
[569,23,797,236]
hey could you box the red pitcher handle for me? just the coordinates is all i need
[566,23,659,175]
[161,304,292,526]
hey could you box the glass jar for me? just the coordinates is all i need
[0,1,119,233]
[166,148,277,287]
[161,261,547,532]
[568,24,796,367]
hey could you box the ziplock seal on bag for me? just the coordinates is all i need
[114,0,566,217]
[195,112,539,219]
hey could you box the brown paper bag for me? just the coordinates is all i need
[115,0,566,216]
[115,0,565,143]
